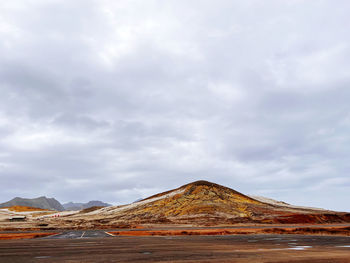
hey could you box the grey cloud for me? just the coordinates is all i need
[0,1,349,211]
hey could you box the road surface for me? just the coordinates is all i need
[1,234,350,262]
[44,230,111,239]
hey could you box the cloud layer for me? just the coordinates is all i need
[1,0,350,211]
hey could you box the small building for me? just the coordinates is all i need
[8,216,26,221]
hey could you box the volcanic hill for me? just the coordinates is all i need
[75,180,350,226]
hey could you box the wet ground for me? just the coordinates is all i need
[1,233,350,262]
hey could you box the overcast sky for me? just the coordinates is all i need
[0,0,349,211]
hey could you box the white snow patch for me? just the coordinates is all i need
[0,208,58,217]
[38,210,79,218]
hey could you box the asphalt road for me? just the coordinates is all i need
[1,235,350,262]
[44,230,111,239]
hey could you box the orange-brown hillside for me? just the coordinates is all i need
[138,180,262,219]
[4,206,50,212]
[83,180,350,226]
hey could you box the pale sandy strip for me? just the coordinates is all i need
[42,232,63,238]
[105,232,116,237]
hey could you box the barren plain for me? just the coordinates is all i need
[1,181,350,262]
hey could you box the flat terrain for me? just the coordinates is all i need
[0,232,57,240]
[44,230,111,239]
[1,233,350,262]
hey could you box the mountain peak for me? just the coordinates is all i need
[184,180,216,186]
[180,180,238,192]
[0,196,64,211]
[142,180,238,202]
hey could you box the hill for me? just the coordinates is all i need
[81,180,350,226]
[0,196,64,211]
[63,201,111,211]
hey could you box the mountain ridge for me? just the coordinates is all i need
[0,196,64,211]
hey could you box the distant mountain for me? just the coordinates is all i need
[0,196,64,211]
[63,200,111,211]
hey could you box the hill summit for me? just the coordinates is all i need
[137,180,262,219]
[80,180,350,225]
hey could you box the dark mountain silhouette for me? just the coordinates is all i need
[0,196,64,211]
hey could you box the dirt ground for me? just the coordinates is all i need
[0,232,57,240]
[1,223,350,237]
[108,225,350,236]
[1,234,350,262]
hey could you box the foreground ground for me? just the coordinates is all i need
[1,232,350,262]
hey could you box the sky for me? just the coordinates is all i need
[0,0,349,211]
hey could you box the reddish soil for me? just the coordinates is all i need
[2,206,50,212]
[0,232,58,240]
[270,213,350,224]
[109,226,350,237]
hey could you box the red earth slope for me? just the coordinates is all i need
[84,180,350,225]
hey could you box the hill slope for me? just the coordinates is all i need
[81,180,350,226]
[0,196,64,211]
[63,201,111,211]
